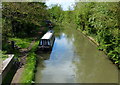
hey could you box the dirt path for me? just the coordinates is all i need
[11,28,46,84]
[11,40,35,83]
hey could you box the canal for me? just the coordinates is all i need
[35,25,118,83]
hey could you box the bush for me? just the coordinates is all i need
[9,38,32,49]
[0,50,9,60]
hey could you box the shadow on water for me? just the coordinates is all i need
[36,50,52,60]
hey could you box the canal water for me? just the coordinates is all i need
[35,25,118,83]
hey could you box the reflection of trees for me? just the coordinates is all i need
[72,30,102,82]
[53,24,117,83]
[35,52,51,82]
[64,27,114,83]
[37,51,52,60]
[62,24,76,46]
[54,25,64,39]
[35,56,44,82]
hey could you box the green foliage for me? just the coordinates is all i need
[2,41,13,53]
[20,52,36,83]
[2,2,48,38]
[74,2,120,67]
[2,2,50,84]
[49,2,120,68]
[2,2,49,56]
[20,41,39,83]
[9,38,32,48]
[48,5,64,24]
[0,50,9,60]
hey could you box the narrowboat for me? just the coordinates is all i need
[37,30,55,51]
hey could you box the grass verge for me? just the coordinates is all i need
[20,41,39,83]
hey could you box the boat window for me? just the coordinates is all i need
[40,39,50,46]
[40,40,42,45]
[48,40,50,45]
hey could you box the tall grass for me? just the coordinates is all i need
[20,41,39,83]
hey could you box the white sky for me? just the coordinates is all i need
[45,0,76,11]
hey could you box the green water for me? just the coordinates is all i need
[35,25,118,83]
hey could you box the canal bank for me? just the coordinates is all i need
[76,28,120,69]
[11,40,39,84]
[9,26,48,84]
[34,25,118,83]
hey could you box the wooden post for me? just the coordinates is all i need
[11,41,15,49]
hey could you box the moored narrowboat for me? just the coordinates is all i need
[37,30,55,51]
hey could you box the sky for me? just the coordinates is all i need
[45,0,76,11]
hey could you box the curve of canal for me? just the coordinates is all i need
[35,25,118,83]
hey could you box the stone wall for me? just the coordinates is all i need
[1,54,14,81]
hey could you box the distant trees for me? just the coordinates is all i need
[48,5,64,24]
[49,2,120,68]
[73,2,120,67]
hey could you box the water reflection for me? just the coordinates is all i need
[35,27,118,83]
[35,33,76,83]
[36,49,52,59]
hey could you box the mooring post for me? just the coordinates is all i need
[11,41,15,49]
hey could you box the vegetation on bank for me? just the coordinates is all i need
[20,41,39,83]
[75,2,120,68]
[0,50,9,60]
[2,2,49,84]
[2,2,49,60]
[9,38,32,49]
[48,2,120,68]
[2,2,120,84]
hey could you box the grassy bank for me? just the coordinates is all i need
[20,41,39,83]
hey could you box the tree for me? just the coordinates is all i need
[2,2,49,38]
